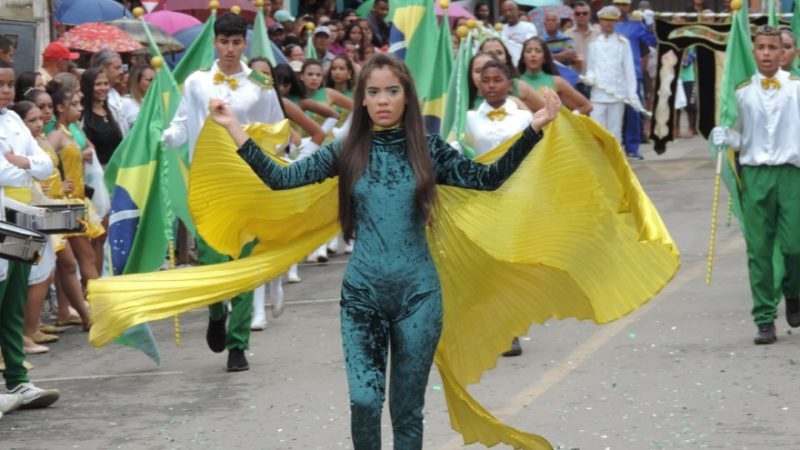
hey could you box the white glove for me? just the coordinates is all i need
[643,9,655,26]
[320,117,338,134]
[627,97,643,112]
[296,138,320,160]
[711,126,740,148]
[332,113,352,141]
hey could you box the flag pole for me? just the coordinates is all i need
[706,149,723,285]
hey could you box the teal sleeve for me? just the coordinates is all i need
[429,126,542,190]
[237,139,339,190]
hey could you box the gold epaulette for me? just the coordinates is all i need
[248,70,274,89]
[735,79,752,90]
[198,66,212,72]
[790,74,800,81]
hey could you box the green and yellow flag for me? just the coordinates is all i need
[388,0,452,132]
[442,30,474,157]
[250,3,277,64]
[173,9,216,86]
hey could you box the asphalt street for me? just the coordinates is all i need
[2,136,797,450]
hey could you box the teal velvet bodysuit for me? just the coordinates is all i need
[238,126,541,450]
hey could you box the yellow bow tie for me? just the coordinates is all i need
[760,77,780,91]
[213,71,239,90]
[486,107,507,121]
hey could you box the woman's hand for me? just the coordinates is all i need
[62,180,74,195]
[82,148,94,162]
[530,88,561,133]
[208,98,239,129]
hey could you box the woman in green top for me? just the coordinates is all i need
[478,39,545,112]
[518,37,592,115]
[326,55,356,129]
[298,59,354,129]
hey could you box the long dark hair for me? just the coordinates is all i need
[248,57,287,117]
[14,71,40,103]
[325,55,356,91]
[10,100,37,122]
[273,63,306,99]
[467,51,500,108]
[518,37,560,76]
[479,38,519,78]
[46,80,74,120]
[81,67,122,132]
[339,53,436,241]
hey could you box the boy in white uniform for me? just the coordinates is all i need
[586,6,639,145]
[0,61,59,413]
[162,13,285,371]
[712,26,800,344]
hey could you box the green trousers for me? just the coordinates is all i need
[196,237,257,351]
[0,261,31,389]
[741,165,800,325]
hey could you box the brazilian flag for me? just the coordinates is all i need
[388,0,452,133]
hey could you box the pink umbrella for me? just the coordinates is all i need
[436,3,476,20]
[144,10,202,35]
[155,0,258,21]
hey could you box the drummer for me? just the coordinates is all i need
[0,60,60,413]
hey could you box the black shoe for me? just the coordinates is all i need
[786,298,800,328]
[502,337,522,357]
[206,315,227,353]
[227,349,249,372]
[753,323,777,345]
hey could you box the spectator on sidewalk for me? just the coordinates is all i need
[39,42,78,85]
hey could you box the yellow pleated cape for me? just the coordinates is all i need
[87,110,679,449]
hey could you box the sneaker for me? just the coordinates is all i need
[227,349,249,372]
[0,393,23,413]
[786,298,800,328]
[343,241,353,254]
[753,323,777,345]
[206,314,227,353]
[287,264,301,283]
[9,383,59,409]
[250,317,267,331]
[502,337,523,357]
[271,282,285,318]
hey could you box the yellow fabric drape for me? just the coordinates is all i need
[87,110,679,449]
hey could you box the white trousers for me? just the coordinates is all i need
[590,102,625,145]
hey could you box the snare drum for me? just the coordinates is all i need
[0,220,47,264]
[11,203,87,234]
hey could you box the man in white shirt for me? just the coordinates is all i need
[0,61,60,412]
[502,1,538,46]
[162,12,286,372]
[90,50,129,136]
[586,6,639,145]
[712,26,800,345]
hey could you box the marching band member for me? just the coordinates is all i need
[162,12,285,371]
[712,26,800,344]
[0,60,59,412]
[585,6,639,145]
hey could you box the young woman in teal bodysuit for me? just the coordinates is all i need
[208,53,560,450]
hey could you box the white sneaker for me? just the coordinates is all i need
[8,382,59,409]
[327,236,339,254]
[250,316,267,331]
[270,279,285,318]
[316,245,329,263]
[0,393,23,413]
[344,241,353,254]
[287,264,301,283]
[251,285,267,331]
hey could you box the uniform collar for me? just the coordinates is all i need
[212,60,250,79]
[756,69,787,82]
[478,98,517,117]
